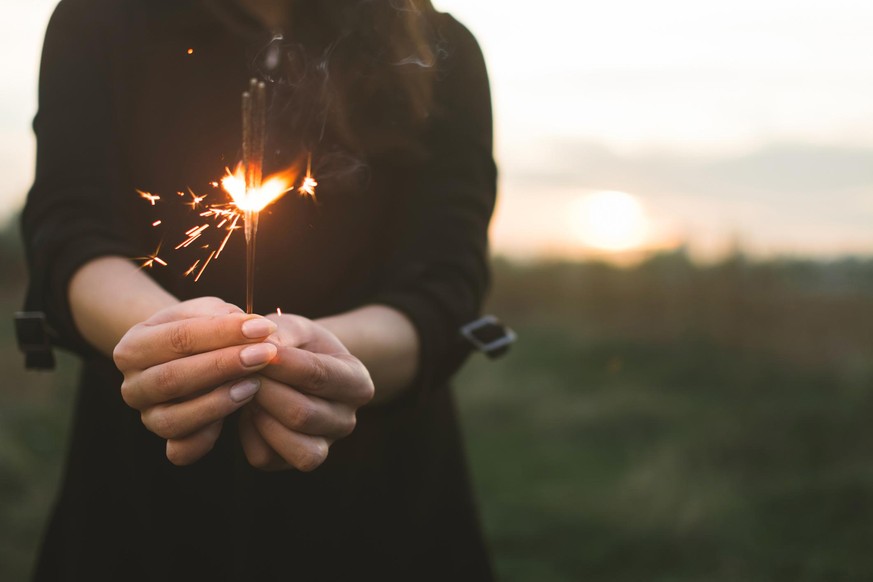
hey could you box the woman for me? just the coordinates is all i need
[22,0,497,579]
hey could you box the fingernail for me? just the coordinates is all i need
[242,317,277,339]
[240,343,277,367]
[230,378,260,403]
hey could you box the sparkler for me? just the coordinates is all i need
[241,79,265,314]
[135,79,318,313]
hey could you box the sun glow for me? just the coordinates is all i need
[570,191,649,252]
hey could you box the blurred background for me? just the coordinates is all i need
[2,1,873,580]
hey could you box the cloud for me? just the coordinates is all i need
[509,138,873,203]
[493,139,873,258]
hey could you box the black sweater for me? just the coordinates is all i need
[22,0,497,579]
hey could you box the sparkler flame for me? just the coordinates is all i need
[298,154,318,198]
[299,176,318,197]
[220,164,298,212]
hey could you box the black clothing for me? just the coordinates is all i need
[22,0,497,579]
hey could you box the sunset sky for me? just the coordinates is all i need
[2,0,873,262]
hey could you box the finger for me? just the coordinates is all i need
[250,406,330,472]
[114,314,277,370]
[260,347,374,406]
[141,377,261,440]
[122,342,277,410]
[165,420,224,466]
[255,377,356,440]
[239,406,289,471]
[265,313,347,354]
[147,297,243,325]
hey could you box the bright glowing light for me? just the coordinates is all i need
[299,176,318,198]
[569,191,648,251]
[221,164,297,212]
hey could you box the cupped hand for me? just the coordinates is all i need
[113,297,279,465]
[239,313,374,472]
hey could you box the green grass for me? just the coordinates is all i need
[456,329,873,581]
[3,238,873,581]
[452,256,873,581]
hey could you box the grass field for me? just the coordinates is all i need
[457,256,873,581]
[3,232,873,581]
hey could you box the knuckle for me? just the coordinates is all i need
[289,404,316,431]
[168,323,195,355]
[112,342,132,369]
[339,413,357,438]
[307,357,330,391]
[358,378,375,405]
[145,408,178,439]
[217,349,244,376]
[120,380,136,408]
[201,296,241,315]
[246,447,275,470]
[342,358,374,405]
[166,441,194,466]
[151,366,180,401]
[296,439,329,473]
[201,296,224,307]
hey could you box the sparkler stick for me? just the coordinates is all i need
[242,79,267,314]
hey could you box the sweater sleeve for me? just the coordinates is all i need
[21,0,139,355]
[372,16,498,391]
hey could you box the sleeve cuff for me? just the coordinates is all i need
[372,288,474,394]
[28,232,139,356]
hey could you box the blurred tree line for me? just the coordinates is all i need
[1,216,872,581]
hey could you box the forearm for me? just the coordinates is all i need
[68,256,179,356]
[317,305,419,403]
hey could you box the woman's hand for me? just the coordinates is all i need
[239,313,375,472]
[113,297,279,465]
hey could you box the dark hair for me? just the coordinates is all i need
[262,0,442,161]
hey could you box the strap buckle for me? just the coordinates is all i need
[14,312,56,370]
[460,315,516,359]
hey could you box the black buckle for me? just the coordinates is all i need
[460,315,516,359]
[14,312,56,370]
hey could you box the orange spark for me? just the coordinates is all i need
[187,48,194,55]
[136,243,168,269]
[184,260,200,277]
[187,188,207,209]
[152,220,162,227]
[137,190,160,206]
[215,213,240,258]
[175,224,210,249]
[194,251,216,282]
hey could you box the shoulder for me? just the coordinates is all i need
[45,0,201,52]
[48,0,185,28]
[49,0,129,20]
[431,12,487,65]
[45,0,137,45]
[426,11,490,94]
